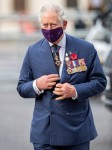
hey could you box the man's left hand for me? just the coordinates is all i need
[53,83,76,100]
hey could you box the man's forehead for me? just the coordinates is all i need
[41,17,58,22]
[41,10,59,19]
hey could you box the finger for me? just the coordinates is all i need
[48,77,60,82]
[55,96,64,100]
[48,87,53,89]
[54,87,62,92]
[48,82,56,87]
[55,83,63,88]
[48,74,59,78]
[53,90,63,95]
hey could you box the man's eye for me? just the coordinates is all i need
[52,24,57,26]
[50,24,57,28]
[43,24,48,27]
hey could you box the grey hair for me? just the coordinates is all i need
[39,4,66,23]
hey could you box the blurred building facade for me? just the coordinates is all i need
[0,0,92,36]
[0,0,111,38]
[0,0,110,15]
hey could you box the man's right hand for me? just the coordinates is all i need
[36,74,60,90]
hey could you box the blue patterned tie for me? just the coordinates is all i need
[51,45,61,73]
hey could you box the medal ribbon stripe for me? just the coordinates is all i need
[65,52,87,74]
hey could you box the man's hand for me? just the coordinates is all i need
[53,83,76,100]
[36,74,60,90]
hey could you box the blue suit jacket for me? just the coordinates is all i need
[17,34,107,146]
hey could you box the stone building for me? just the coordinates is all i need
[0,0,110,36]
[0,0,93,15]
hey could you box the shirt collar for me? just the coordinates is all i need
[49,33,66,48]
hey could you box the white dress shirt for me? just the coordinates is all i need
[33,33,77,99]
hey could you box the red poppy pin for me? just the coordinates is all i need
[70,53,77,60]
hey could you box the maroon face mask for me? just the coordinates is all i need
[42,27,63,43]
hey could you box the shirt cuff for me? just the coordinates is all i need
[72,87,78,100]
[33,80,44,95]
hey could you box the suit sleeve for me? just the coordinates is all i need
[74,44,107,101]
[17,47,36,98]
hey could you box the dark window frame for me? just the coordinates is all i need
[14,0,25,12]
[66,0,77,7]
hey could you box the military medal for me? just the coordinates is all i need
[65,53,70,61]
[65,51,87,74]
[67,68,72,74]
[78,59,86,66]
[54,53,61,67]
[82,65,87,71]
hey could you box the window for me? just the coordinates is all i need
[66,0,77,7]
[14,0,25,12]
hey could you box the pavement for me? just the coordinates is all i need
[0,39,112,150]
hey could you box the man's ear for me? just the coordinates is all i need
[63,20,67,30]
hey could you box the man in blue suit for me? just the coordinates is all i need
[17,4,107,150]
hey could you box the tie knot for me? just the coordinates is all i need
[53,44,58,49]
[51,45,61,53]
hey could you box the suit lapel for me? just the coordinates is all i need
[40,39,58,74]
[60,34,79,83]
